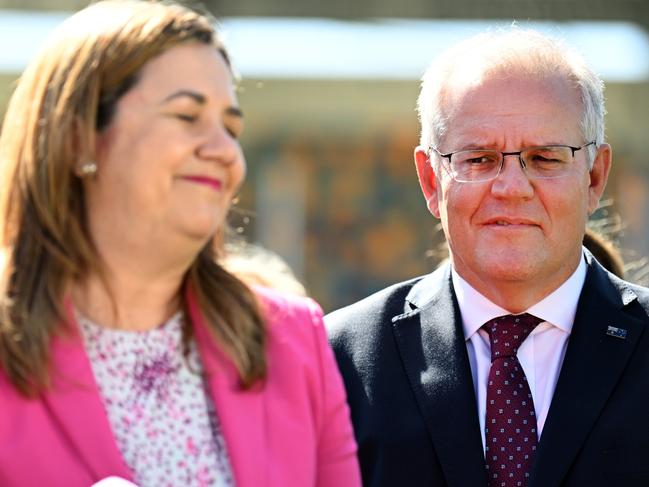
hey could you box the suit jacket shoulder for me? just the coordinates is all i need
[530,253,649,486]
[326,255,649,487]
[325,268,448,346]
[0,288,362,487]
[323,265,487,486]
[191,285,362,487]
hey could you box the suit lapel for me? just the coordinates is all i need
[392,265,488,487]
[530,259,646,487]
[187,287,268,487]
[42,299,133,481]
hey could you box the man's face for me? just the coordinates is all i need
[415,74,611,301]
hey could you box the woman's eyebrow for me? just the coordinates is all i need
[225,106,243,118]
[160,89,206,105]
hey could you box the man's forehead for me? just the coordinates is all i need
[443,73,580,118]
[438,74,583,147]
[445,68,576,101]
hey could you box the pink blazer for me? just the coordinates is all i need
[0,286,361,487]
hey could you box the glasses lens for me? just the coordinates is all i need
[450,150,501,182]
[522,146,573,179]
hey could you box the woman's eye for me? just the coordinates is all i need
[175,113,197,123]
[226,126,240,139]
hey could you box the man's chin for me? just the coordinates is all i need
[475,256,545,284]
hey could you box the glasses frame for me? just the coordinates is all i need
[429,141,597,183]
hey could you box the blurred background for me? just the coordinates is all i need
[0,0,648,311]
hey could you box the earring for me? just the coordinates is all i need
[77,161,97,177]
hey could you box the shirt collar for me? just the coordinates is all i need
[452,252,587,340]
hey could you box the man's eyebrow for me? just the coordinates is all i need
[160,90,206,105]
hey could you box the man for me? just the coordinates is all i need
[326,28,649,487]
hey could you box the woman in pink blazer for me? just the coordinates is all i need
[0,2,360,486]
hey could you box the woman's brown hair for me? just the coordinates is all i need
[0,0,266,396]
[583,227,625,278]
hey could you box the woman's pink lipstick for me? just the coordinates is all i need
[181,175,222,191]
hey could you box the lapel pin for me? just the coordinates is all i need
[606,325,627,339]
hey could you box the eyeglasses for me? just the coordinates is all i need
[429,141,596,183]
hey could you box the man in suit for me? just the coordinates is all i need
[326,27,649,487]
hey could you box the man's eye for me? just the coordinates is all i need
[458,152,499,165]
[466,156,492,164]
[528,152,566,164]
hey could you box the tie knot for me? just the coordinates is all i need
[483,313,542,360]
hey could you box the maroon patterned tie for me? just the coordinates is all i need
[483,313,542,487]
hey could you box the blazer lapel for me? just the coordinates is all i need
[530,259,647,487]
[187,287,268,487]
[391,265,488,487]
[42,299,133,481]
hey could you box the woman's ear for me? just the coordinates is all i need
[72,115,99,178]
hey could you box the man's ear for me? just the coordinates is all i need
[587,143,612,215]
[414,146,441,218]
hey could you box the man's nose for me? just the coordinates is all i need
[490,154,535,198]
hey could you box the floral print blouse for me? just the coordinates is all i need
[79,311,234,487]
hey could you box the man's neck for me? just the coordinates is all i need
[451,254,584,314]
[452,256,587,339]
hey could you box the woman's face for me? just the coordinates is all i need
[88,42,245,253]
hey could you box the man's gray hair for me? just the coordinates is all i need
[416,27,606,164]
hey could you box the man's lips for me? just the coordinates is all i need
[482,217,540,227]
[180,175,223,191]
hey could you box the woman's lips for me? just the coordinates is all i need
[181,175,222,191]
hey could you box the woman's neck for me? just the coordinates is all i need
[72,221,203,330]
[71,265,186,331]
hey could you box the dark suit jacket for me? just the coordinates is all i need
[326,254,649,486]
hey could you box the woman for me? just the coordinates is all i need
[0,2,361,486]
[583,227,625,278]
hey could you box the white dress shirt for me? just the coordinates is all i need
[451,254,587,451]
